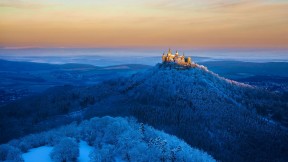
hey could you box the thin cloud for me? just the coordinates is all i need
[0,0,47,9]
[207,1,251,10]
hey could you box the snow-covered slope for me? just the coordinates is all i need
[0,116,216,162]
[22,141,93,162]
[123,63,253,110]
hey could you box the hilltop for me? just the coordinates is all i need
[115,62,288,161]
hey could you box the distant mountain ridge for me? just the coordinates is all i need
[202,61,288,77]
[0,59,152,71]
[0,59,152,105]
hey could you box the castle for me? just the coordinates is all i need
[162,48,192,66]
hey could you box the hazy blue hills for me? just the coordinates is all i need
[0,59,99,72]
[0,61,287,162]
[0,59,152,72]
[0,59,151,105]
[201,61,288,93]
[202,61,288,78]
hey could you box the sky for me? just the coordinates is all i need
[0,0,287,49]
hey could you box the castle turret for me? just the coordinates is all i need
[187,57,191,64]
[175,51,179,56]
[168,48,172,55]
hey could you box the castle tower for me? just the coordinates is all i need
[187,57,191,64]
[175,50,179,56]
[168,48,172,55]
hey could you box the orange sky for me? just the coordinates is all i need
[0,0,287,48]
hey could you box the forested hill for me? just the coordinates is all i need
[0,62,287,162]
[110,63,288,162]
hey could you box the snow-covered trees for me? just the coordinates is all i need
[50,138,79,162]
[84,117,215,162]
[0,144,23,162]
[0,116,216,162]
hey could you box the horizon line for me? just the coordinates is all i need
[1,46,288,51]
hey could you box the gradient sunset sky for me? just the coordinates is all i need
[0,0,287,49]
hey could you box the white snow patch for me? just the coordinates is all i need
[78,140,93,162]
[23,146,53,162]
[22,141,93,162]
